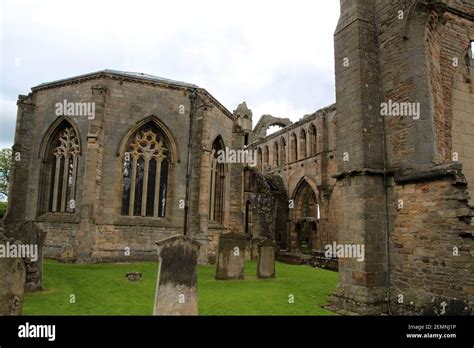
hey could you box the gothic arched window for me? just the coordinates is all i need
[309,124,317,156]
[290,132,298,162]
[257,147,263,171]
[121,123,169,217]
[209,137,226,223]
[280,137,287,165]
[264,145,269,168]
[300,129,307,158]
[40,121,80,214]
[273,142,279,166]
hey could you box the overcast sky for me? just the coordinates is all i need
[0,0,339,149]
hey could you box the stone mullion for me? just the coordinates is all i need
[209,159,216,221]
[141,157,150,216]
[60,154,70,212]
[153,158,162,218]
[52,154,61,212]
[70,154,78,212]
[129,156,138,216]
[219,168,225,223]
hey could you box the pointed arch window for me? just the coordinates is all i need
[309,124,317,156]
[273,142,279,166]
[290,132,298,162]
[257,147,263,172]
[121,123,169,217]
[40,121,80,214]
[280,137,287,165]
[300,129,307,158]
[209,137,226,223]
[264,145,269,168]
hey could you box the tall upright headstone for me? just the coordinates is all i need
[153,235,199,316]
[257,238,276,279]
[215,232,246,280]
[0,234,26,315]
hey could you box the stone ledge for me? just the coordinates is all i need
[333,168,386,179]
[394,162,465,184]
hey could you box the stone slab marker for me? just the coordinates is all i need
[0,235,26,315]
[153,235,199,316]
[257,239,277,279]
[215,232,246,280]
[12,221,46,291]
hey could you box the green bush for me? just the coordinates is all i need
[0,201,7,219]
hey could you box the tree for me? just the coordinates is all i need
[0,148,12,199]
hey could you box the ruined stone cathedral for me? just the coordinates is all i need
[4,0,474,315]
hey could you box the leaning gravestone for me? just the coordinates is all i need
[257,238,277,279]
[215,232,246,280]
[153,235,199,315]
[0,234,26,315]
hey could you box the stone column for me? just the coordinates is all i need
[330,0,388,314]
[257,239,276,279]
[78,85,107,261]
[153,235,199,315]
[215,232,246,280]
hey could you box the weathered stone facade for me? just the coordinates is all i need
[5,70,245,263]
[329,0,473,315]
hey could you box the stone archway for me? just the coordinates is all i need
[251,115,292,141]
[290,178,318,254]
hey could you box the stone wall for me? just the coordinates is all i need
[331,0,474,315]
[249,105,338,254]
[5,70,241,263]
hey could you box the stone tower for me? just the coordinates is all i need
[233,102,253,146]
[331,0,474,315]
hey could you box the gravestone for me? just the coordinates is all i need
[153,235,199,315]
[126,272,142,281]
[215,232,246,280]
[257,238,277,279]
[12,222,46,291]
[0,234,26,315]
[251,237,263,260]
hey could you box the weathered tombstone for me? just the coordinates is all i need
[215,232,246,280]
[257,238,277,279]
[0,234,26,315]
[153,235,199,315]
[12,221,46,291]
[126,272,142,282]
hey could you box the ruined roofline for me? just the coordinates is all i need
[29,69,236,121]
[250,103,336,146]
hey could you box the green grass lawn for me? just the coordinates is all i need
[23,259,338,315]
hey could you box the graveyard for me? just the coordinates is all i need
[22,258,338,316]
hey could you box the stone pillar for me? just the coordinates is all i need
[330,0,388,314]
[257,239,276,279]
[153,235,199,315]
[215,232,246,280]
[4,94,36,223]
[0,235,26,315]
[79,85,107,261]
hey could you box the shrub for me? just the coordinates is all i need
[0,201,7,219]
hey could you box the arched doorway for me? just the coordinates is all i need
[291,178,318,254]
